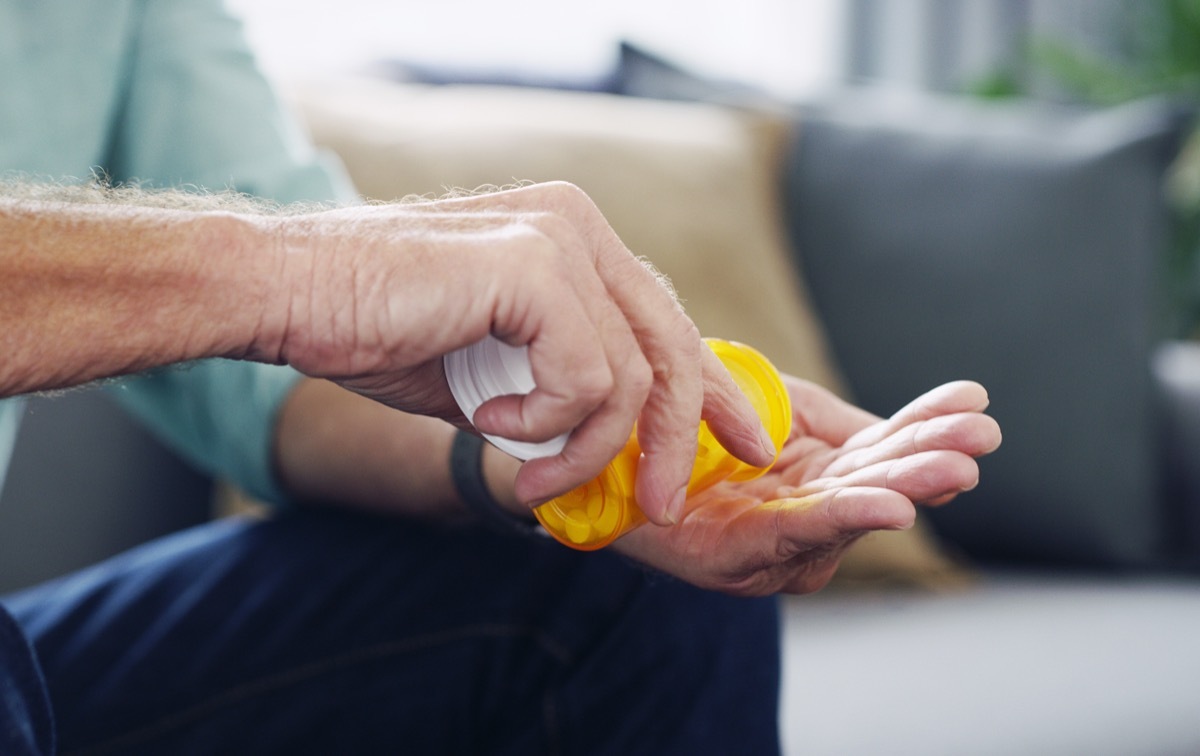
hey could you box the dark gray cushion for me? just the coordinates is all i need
[0,390,212,593]
[613,42,773,107]
[784,89,1182,567]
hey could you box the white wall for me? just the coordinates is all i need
[226,0,847,99]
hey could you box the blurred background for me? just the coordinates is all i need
[229,0,845,98]
[5,1,1200,753]
[231,0,1153,99]
[220,2,1200,753]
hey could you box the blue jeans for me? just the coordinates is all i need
[1,511,781,754]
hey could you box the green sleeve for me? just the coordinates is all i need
[108,363,302,506]
[101,0,357,504]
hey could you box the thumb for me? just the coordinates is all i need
[766,487,916,558]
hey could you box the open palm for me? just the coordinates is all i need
[614,378,1001,596]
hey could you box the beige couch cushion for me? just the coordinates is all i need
[289,77,843,390]
[288,77,968,589]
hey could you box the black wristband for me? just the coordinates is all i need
[450,429,541,536]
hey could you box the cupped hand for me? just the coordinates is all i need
[613,379,1002,596]
[272,182,770,522]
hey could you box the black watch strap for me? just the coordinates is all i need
[450,429,541,537]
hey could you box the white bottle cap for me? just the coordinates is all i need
[443,335,569,461]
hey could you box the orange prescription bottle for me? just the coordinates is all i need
[444,337,792,550]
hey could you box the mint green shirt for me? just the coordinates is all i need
[0,0,356,503]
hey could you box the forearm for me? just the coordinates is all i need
[1,179,772,517]
[273,378,527,522]
[0,194,286,396]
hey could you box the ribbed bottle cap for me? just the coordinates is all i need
[443,335,569,460]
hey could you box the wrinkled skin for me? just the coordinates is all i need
[615,378,1001,596]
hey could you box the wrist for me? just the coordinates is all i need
[234,213,317,367]
[479,440,528,520]
[258,211,380,380]
[194,212,300,364]
[451,429,539,535]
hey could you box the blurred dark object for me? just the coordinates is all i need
[368,57,617,93]
[371,41,775,107]
[0,390,211,593]
[783,90,1181,569]
[977,0,1200,339]
[597,41,1191,570]
[1154,339,1200,567]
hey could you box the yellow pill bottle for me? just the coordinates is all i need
[445,337,792,550]
[534,339,792,549]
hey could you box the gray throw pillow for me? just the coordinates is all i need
[784,89,1182,567]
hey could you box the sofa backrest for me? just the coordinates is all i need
[785,88,1182,568]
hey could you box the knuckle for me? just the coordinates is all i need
[541,180,591,208]
[673,315,703,349]
[573,363,616,406]
[514,182,597,227]
[624,354,654,400]
[649,319,702,383]
[503,225,570,277]
[513,212,584,260]
[507,214,556,245]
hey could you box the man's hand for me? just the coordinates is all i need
[270,182,772,522]
[613,379,1001,596]
[3,181,762,523]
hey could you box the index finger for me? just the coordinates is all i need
[445,182,773,522]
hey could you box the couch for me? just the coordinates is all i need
[3,71,1200,754]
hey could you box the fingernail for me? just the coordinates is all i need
[665,487,687,525]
